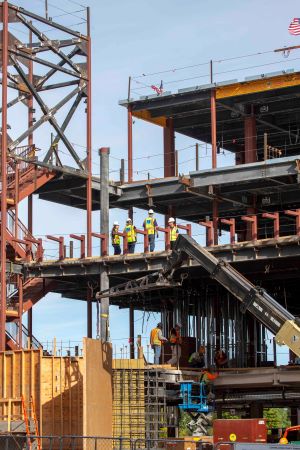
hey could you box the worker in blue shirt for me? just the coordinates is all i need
[143,209,158,252]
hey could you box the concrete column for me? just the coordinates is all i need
[99,147,110,341]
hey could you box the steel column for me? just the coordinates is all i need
[0,0,9,351]
[86,7,92,257]
[100,147,110,341]
[87,287,92,338]
[163,118,175,177]
[164,118,175,225]
[244,114,257,164]
[18,275,23,348]
[128,106,133,182]
[27,28,33,346]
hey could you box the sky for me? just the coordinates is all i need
[6,0,300,362]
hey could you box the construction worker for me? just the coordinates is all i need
[143,209,158,252]
[188,345,206,368]
[214,349,228,368]
[167,323,182,366]
[168,217,179,250]
[124,218,137,254]
[150,322,167,364]
[111,221,121,255]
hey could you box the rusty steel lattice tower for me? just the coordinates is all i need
[0,1,92,350]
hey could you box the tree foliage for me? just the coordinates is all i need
[263,408,290,429]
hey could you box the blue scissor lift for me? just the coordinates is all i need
[178,381,213,413]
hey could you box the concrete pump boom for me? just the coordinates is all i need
[164,235,300,357]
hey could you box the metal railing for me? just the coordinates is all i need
[5,322,42,350]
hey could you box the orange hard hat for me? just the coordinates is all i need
[279,437,288,445]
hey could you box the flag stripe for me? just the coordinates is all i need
[289,18,300,35]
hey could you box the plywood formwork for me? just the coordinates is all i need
[0,349,41,430]
[0,338,113,440]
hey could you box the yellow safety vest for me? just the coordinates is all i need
[170,226,178,242]
[124,225,136,243]
[111,228,120,245]
[145,217,155,235]
[150,328,161,346]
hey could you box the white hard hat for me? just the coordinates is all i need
[168,217,175,223]
[113,221,119,226]
[148,209,154,214]
[126,218,132,222]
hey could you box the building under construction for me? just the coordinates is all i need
[1,1,300,446]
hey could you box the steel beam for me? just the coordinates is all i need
[9,4,88,40]
[24,235,300,279]
[100,147,110,341]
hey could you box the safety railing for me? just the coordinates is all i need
[5,323,42,350]
[17,208,300,262]
[6,145,37,186]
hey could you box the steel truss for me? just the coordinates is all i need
[0,2,92,350]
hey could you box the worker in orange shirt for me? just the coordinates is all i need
[167,323,182,366]
[150,322,167,364]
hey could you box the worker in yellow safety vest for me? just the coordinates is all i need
[168,217,179,250]
[111,221,121,255]
[124,218,137,254]
[150,322,167,364]
[143,209,158,252]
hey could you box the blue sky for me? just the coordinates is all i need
[7,0,299,361]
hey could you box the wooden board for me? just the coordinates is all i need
[40,354,84,437]
[0,349,41,427]
[83,338,113,437]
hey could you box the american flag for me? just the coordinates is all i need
[288,18,300,35]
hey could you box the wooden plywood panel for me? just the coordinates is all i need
[40,355,84,438]
[83,338,113,437]
[0,350,41,426]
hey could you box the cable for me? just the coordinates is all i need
[132,49,275,80]
[132,57,299,91]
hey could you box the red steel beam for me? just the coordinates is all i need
[262,212,280,239]
[18,275,23,348]
[241,215,257,241]
[91,232,108,256]
[157,226,170,251]
[199,220,214,247]
[285,209,300,236]
[0,0,9,351]
[70,234,85,259]
[135,228,149,253]
[46,235,64,260]
[221,218,236,244]
[163,118,175,177]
